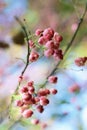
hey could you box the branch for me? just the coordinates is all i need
[7,3,87,128]
[8,17,30,119]
[15,16,30,77]
[40,3,87,88]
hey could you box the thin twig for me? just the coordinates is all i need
[8,17,30,119]
[15,16,30,77]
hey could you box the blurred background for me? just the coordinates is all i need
[0,0,87,130]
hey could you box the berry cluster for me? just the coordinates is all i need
[75,57,87,67]
[16,76,58,120]
[28,27,63,62]
[15,28,63,126]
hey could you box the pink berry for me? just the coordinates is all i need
[34,97,40,103]
[50,88,58,94]
[29,51,39,62]
[27,81,34,87]
[75,57,87,67]
[38,36,46,45]
[45,40,54,49]
[40,97,49,106]
[53,49,63,60]
[19,87,28,93]
[45,89,50,95]
[31,97,36,104]
[22,109,33,118]
[35,29,43,36]
[37,105,44,113]
[31,119,40,125]
[38,88,50,96]
[54,32,63,42]
[16,100,24,107]
[22,93,32,101]
[48,76,58,84]
[43,28,54,40]
[28,87,35,94]
[44,48,54,57]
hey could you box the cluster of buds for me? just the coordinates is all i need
[37,28,63,60]
[16,76,58,121]
[28,27,63,62]
[15,27,62,127]
[75,57,87,67]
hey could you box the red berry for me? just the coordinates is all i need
[45,40,54,49]
[28,87,35,94]
[48,76,58,84]
[35,29,43,36]
[22,93,32,101]
[37,105,44,113]
[20,87,28,93]
[75,57,87,67]
[50,88,58,95]
[16,100,24,107]
[38,36,47,45]
[27,81,34,87]
[31,119,40,125]
[40,97,49,106]
[22,109,33,118]
[43,28,54,40]
[54,32,63,42]
[29,51,39,62]
[44,48,54,57]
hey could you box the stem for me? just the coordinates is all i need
[8,17,30,119]
[15,16,30,77]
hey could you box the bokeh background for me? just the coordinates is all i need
[0,0,87,130]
